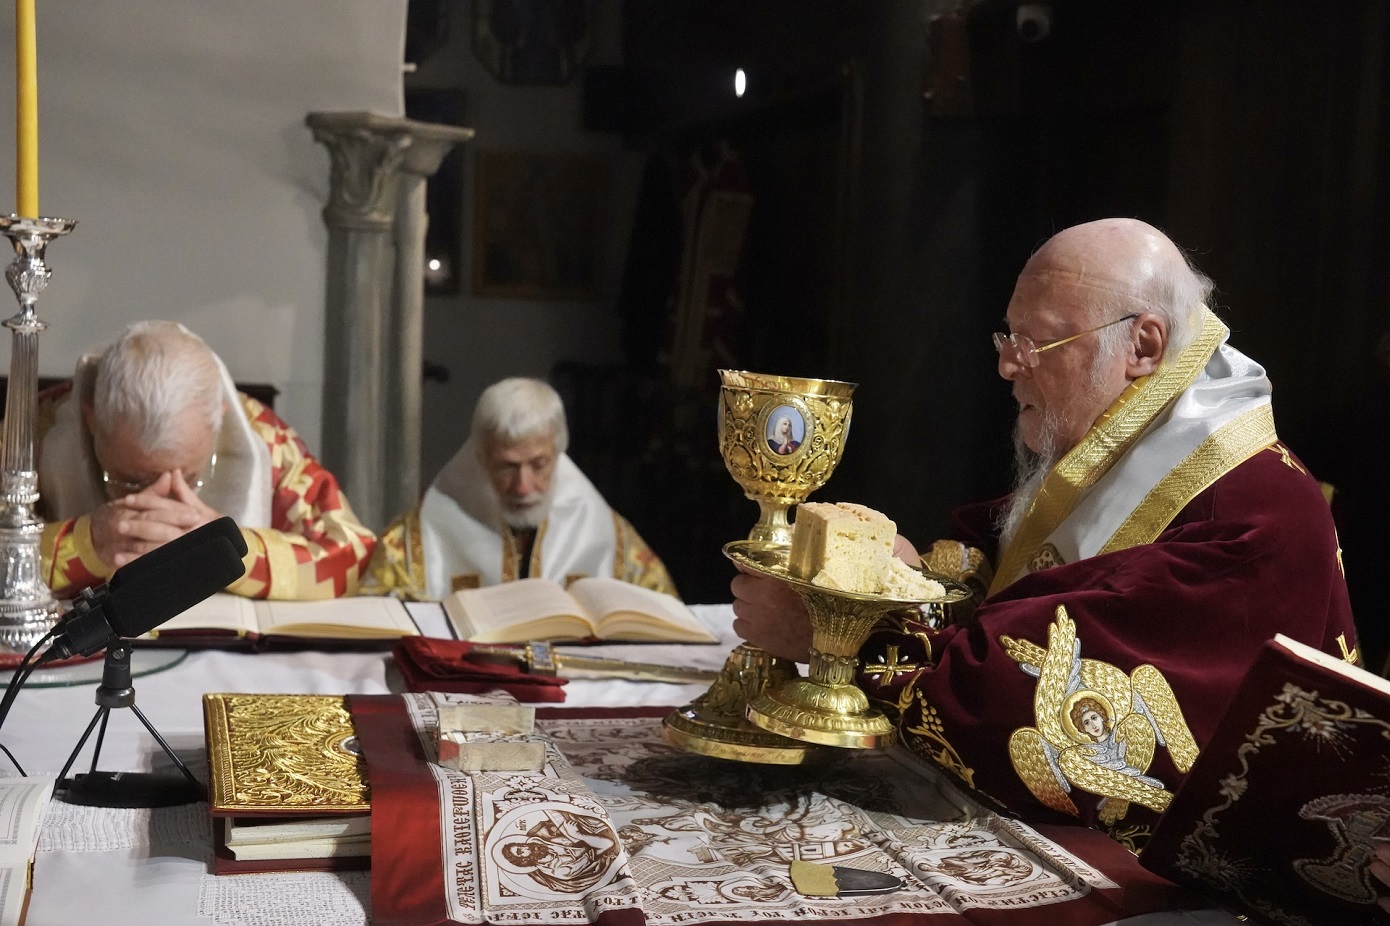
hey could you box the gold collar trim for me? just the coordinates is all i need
[1098,405,1276,553]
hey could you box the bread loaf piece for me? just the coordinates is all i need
[789,502,897,593]
[789,501,947,599]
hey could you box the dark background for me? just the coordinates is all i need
[414,0,1390,666]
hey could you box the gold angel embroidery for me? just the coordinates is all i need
[1001,605,1199,824]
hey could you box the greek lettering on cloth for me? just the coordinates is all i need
[349,694,1198,926]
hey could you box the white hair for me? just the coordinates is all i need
[1090,246,1214,364]
[470,377,569,454]
[92,320,225,453]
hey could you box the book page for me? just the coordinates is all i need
[226,815,371,847]
[0,778,53,868]
[0,776,53,925]
[442,578,595,643]
[146,592,258,637]
[1273,634,1390,695]
[568,578,716,643]
[255,597,419,639]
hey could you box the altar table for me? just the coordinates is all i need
[0,604,1239,926]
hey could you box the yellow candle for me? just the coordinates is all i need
[14,0,36,217]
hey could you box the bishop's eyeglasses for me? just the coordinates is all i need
[101,452,217,499]
[992,313,1139,369]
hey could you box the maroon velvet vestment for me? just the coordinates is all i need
[859,444,1356,849]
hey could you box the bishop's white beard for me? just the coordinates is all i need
[998,341,1124,547]
[500,491,553,529]
[997,419,1061,550]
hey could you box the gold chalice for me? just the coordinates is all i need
[661,371,855,764]
[716,370,856,546]
[725,540,973,749]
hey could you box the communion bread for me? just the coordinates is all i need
[788,502,896,594]
[789,501,948,599]
[883,556,947,600]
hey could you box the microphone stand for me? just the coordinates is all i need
[54,643,203,808]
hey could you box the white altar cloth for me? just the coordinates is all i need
[0,604,1235,926]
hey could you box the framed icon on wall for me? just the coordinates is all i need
[472,150,607,301]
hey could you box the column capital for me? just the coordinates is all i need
[307,112,474,229]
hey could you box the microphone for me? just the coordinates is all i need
[45,517,249,662]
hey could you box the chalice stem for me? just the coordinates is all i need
[750,500,791,545]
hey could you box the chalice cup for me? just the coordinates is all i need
[716,370,855,546]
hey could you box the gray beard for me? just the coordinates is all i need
[998,360,1119,547]
[997,420,1061,549]
[501,492,553,530]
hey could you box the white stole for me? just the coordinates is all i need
[991,309,1275,594]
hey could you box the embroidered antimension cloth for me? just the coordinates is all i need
[350,694,1195,926]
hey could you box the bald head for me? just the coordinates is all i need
[1020,218,1209,353]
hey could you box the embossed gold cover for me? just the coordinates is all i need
[203,692,370,816]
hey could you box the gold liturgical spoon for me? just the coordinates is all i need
[661,370,856,764]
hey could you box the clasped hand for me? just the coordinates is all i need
[91,470,225,568]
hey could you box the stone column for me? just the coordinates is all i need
[389,122,474,524]
[306,112,472,533]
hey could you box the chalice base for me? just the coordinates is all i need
[662,706,822,765]
[746,681,895,749]
[661,642,827,764]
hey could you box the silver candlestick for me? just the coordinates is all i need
[0,215,75,654]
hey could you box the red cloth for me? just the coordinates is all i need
[860,445,1358,843]
[392,636,568,703]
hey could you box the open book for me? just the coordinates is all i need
[1142,633,1389,925]
[0,777,54,926]
[443,577,717,644]
[145,592,419,647]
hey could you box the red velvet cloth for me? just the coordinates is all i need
[861,445,1358,842]
[391,636,568,703]
[1143,636,1390,924]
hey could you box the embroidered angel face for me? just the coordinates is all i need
[1067,694,1112,744]
[1002,605,1200,825]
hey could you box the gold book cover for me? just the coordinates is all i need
[203,692,371,816]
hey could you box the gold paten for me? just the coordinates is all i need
[727,540,972,750]
[662,642,827,764]
[203,693,369,814]
[717,369,856,547]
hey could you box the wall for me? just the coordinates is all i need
[407,0,639,486]
[0,0,407,454]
